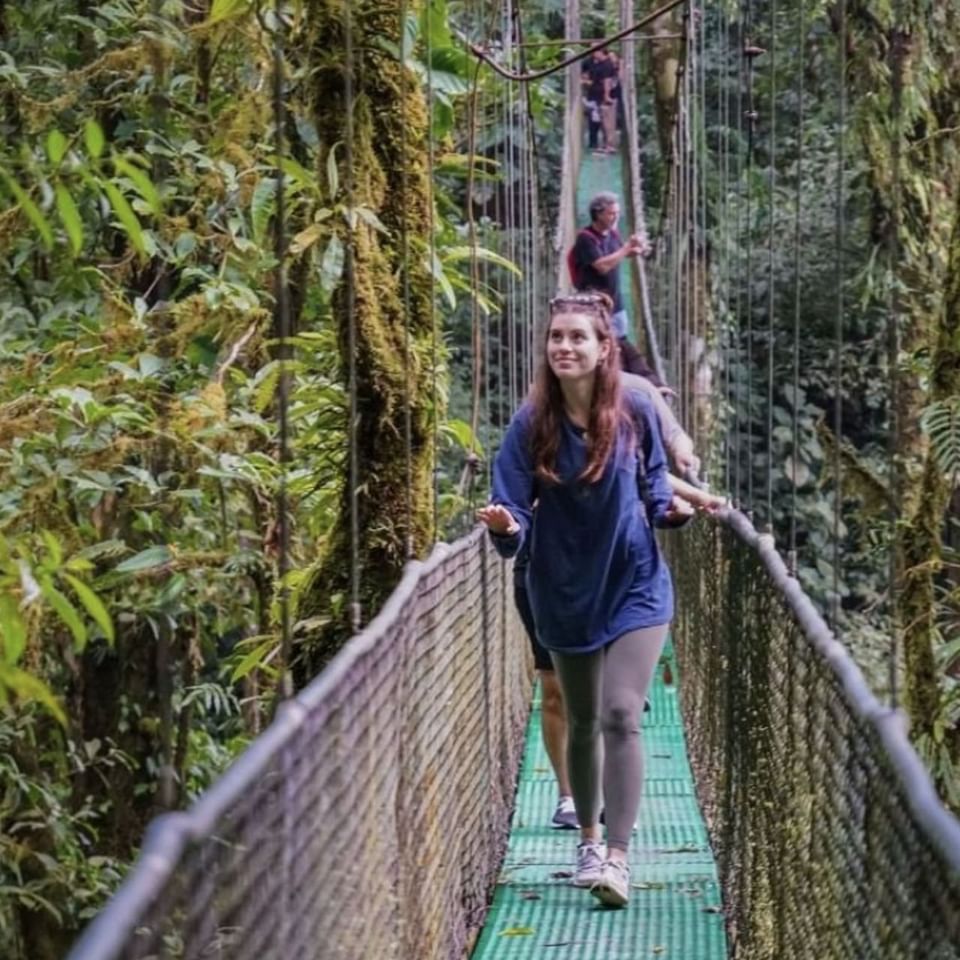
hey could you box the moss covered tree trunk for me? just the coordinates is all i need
[646,3,682,164]
[846,2,960,749]
[296,0,436,674]
[937,190,960,768]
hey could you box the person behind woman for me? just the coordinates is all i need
[478,293,717,908]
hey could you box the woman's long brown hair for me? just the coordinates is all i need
[527,295,634,485]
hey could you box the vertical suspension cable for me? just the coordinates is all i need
[887,1,904,707]
[789,0,806,572]
[344,0,361,632]
[742,0,757,514]
[832,0,847,626]
[399,0,414,559]
[720,4,733,492]
[503,15,518,413]
[718,3,729,491]
[696,0,708,457]
[732,6,744,506]
[463,54,484,509]
[764,0,777,529]
[271,2,293,696]
[513,0,542,393]
[679,6,690,431]
[426,0,440,543]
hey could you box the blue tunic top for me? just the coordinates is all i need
[490,391,674,654]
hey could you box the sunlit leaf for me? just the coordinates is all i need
[55,183,83,255]
[230,636,280,682]
[113,154,162,216]
[326,142,340,199]
[207,0,253,25]
[442,245,522,277]
[0,664,66,725]
[0,596,26,664]
[101,180,147,256]
[84,119,106,159]
[63,573,115,644]
[40,581,87,650]
[114,545,172,574]
[0,170,54,251]
[46,129,69,166]
[320,235,345,293]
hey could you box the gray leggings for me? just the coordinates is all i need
[551,625,669,852]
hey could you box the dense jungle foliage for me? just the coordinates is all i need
[0,0,957,956]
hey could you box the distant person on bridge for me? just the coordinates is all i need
[570,192,649,348]
[478,293,720,908]
[581,46,618,153]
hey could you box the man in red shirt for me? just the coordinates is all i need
[572,192,649,341]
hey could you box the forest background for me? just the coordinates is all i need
[0,1,958,958]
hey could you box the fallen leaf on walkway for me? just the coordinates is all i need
[499,926,535,937]
[550,870,573,879]
[520,890,541,900]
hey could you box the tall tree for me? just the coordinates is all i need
[296,0,437,672]
[846,0,960,760]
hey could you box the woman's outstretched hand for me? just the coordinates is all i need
[477,504,520,536]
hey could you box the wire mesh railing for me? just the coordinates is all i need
[668,512,960,960]
[68,529,531,960]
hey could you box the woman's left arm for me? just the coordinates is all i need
[633,393,674,524]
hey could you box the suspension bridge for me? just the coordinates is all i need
[66,1,960,959]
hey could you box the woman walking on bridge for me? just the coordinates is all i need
[478,293,714,908]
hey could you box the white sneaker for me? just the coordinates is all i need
[550,795,579,830]
[591,858,631,907]
[573,840,605,887]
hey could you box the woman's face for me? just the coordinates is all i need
[547,311,609,381]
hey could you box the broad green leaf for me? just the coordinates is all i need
[442,245,522,277]
[320,235,344,294]
[0,170,54,251]
[114,544,172,574]
[289,222,324,257]
[101,180,147,256]
[442,418,483,456]
[0,664,66,725]
[63,574,114,644]
[84,119,106,160]
[326,143,340,199]
[428,251,456,308]
[271,155,320,193]
[55,183,83,255]
[113,154,162,216]
[46,129,69,166]
[40,530,63,570]
[40,582,87,650]
[230,636,279,682]
[250,176,276,245]
[208,0,252,24]
[0,596,26,664]
[354,206,388,234]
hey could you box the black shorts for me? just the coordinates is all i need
[513,579,553,671]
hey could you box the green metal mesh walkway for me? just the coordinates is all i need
[471,641,728,959]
